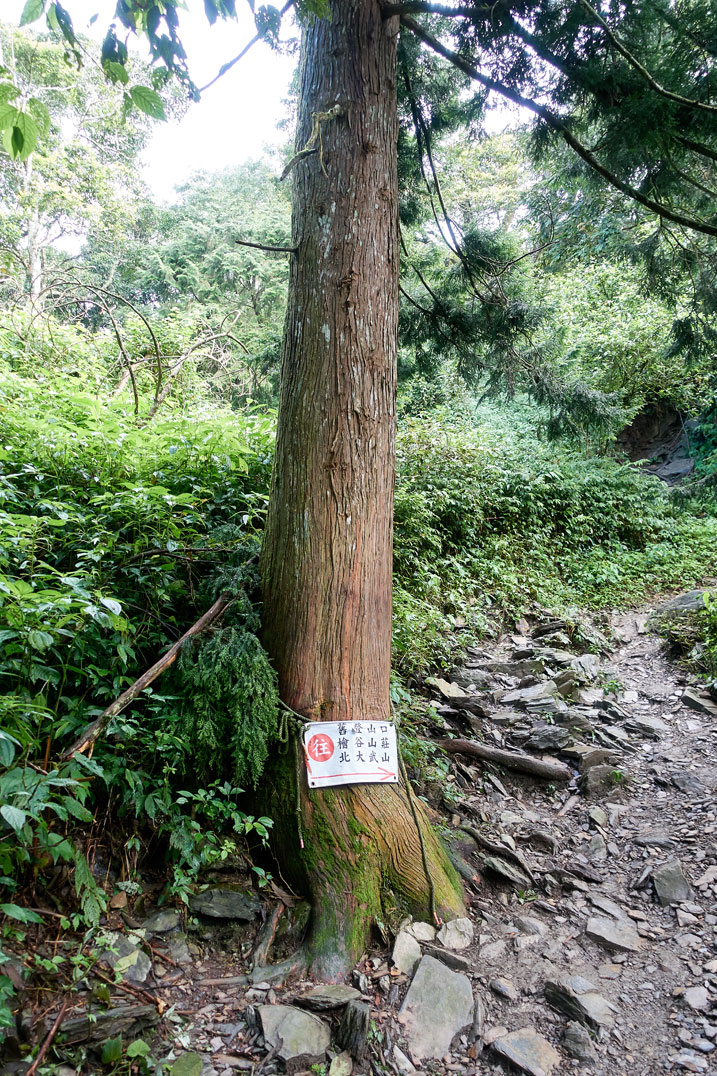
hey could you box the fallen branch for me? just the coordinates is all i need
[436,738,572,782]
[62,593,231,759]
[251,902,285,968]
[92,968,165,1013]
[27,997,70,1076]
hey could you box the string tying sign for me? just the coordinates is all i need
[302,720,398,788]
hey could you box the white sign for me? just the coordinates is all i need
[302,720,398,788]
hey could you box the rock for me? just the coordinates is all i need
[491,1027,561,1076]
[47,1004,160,1046]
[436,917,473,951]
[407,921,436,943]
[659,590,714,617]
[524,726,571,751]
[329,1050,352,1076]
[581,764,622,796]
[653,860,693,906]
[683,986,710,1012]
[189,887,260,920]
[589,806,608,829]
[478,659,546,677]
[672,771,706,794]
[490,977,519,1001]
[682,689,717,717]
[398,955,474,1060]
[625,714,670,738]
[101,935,151,984]
[110,891,128,910]
[143,909,180,934]
[392,1046,416,1076]
[563,1020,597,1063]
[570,654,600,681]
[500,681,558,706]
[428,677,469,701]
[674,1049,709,1072]
[337,1000,370,1060]
[585,916,643,953]
[258,1005,330,1062]
[423,944,472,973]
[297,985,361,1011]
[392,931,422,975]
[481,854,532,888]
[636,830,676,849]
[544,975,616,1028]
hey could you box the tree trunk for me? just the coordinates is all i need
[260,0,463,978]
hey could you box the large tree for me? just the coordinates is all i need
[39,0,717,975]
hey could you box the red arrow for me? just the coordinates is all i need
[310,766,396,781]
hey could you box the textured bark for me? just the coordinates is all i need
[260,0,463,977]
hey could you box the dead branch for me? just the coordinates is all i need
[27,997,70,1076]
[436,738,572,782]
[61,593,231,759]
[235,238,298,254]
[251,902,285,968]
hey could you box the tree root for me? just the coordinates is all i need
[436,737,572,781]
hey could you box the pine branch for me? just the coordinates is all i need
[401,15,717,238]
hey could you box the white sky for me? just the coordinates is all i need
[5,0,297,201]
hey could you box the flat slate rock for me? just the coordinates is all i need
[491,1027,561,1076]
[659,590,714,617]
[142,909,180,934]
[544,975,616,1028]
[398,955,474,1061]
[297,984,362,1011]
[682,688,717,716]
[436,916,474,951]
[259,1004,330,1061]
[501,681,557,705]
[586,915,643,953]
[189,886,260,920]
[653,859,693,906]
[392,931,422,975]
[407,921,436,943]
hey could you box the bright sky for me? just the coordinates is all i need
[5,0,297,202]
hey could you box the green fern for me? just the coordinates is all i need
[177,625,279,787]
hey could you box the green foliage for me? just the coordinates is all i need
[392,404,717,672]
[177,621,280,788]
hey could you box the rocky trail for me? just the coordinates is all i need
[8,596,717,1076]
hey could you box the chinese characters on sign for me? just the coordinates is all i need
[302,720,398,788]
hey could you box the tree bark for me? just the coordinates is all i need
[260,0,463,978]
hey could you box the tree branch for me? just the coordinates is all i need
[401,15,717,238]
[199,0,296,94]
[61,593,232,760]
[235,238,298,254]
[578,0,717,116]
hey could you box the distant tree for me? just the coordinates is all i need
[81,162,292,401]
[0,21,172,303]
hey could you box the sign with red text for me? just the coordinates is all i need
[302,720,398,788]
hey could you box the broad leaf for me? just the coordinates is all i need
[0,805,27,831]
[20,0,45,26]
[0,903,43,923]
[129,85,166,121]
